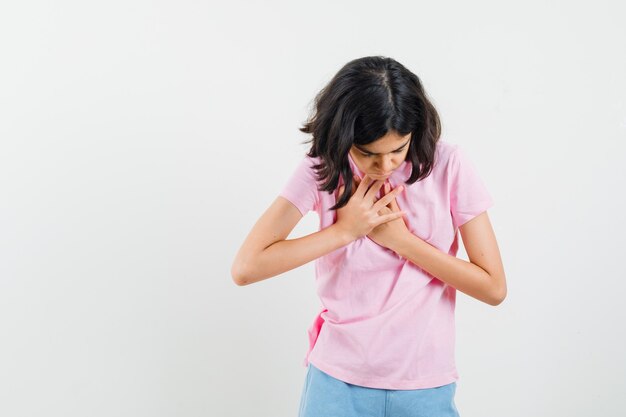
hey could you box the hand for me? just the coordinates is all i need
[334,174,407,242]
[365,180,410,253]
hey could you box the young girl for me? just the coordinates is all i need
[231,56,507,417]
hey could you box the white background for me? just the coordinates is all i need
[1,1,625,416]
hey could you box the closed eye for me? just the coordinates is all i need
[361,149,405,157]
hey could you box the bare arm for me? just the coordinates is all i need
[392,211,507,306]
[231,196,353,286]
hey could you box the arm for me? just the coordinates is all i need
[392,211,507,306]
[231,196,353,286]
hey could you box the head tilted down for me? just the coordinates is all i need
[300,55,442,211]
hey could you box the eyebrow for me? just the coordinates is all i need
[354,139,411,156]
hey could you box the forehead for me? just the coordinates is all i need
[354,132,411,154]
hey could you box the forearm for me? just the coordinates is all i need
[393,233,502,306]
[237,224,353,286]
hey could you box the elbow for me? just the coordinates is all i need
[232,250,266,286]
[231,262,249,286]
[489,292,506,306]
[488,281,507,306]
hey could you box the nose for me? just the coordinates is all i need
[379,156,394,173]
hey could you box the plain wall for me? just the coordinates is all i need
[1,0,625,416]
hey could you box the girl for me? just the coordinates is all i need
[231,56,507,417]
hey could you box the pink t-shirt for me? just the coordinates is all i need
[278,139,494,390]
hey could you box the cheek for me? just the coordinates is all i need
[355,157,370,171]
[395,152,409,165]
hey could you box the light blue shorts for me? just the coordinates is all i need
[298,363,460,417]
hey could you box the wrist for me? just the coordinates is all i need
[330,224,356,247]
[392,231,415,257]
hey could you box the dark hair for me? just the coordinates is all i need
[300,56,441,211]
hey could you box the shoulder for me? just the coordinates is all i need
[434,139,461,169]
[290,153,322,168]
[304,154,323,168]
[282,154,324,189]
[300,154,323,180]
[436,139,460,155]
[287,154,322,173]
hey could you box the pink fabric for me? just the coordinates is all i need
[279,140,494,389]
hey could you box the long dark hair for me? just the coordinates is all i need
[300,56,441,211]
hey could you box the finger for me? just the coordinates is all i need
[354,174,374,199]
[352,175,361,196]
[337,184,345,198]
[383,182,396,201]
[382,183,392,210]
[389,192,400,211]
[375,211,408,226]
[364,179,385,202]
[382,182,390,197]
[372,185,404,212]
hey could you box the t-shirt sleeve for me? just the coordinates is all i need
[278,156,320,216]
[448,145,494,229]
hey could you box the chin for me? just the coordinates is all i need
[369,174,391,180]
[370,170,394,177]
